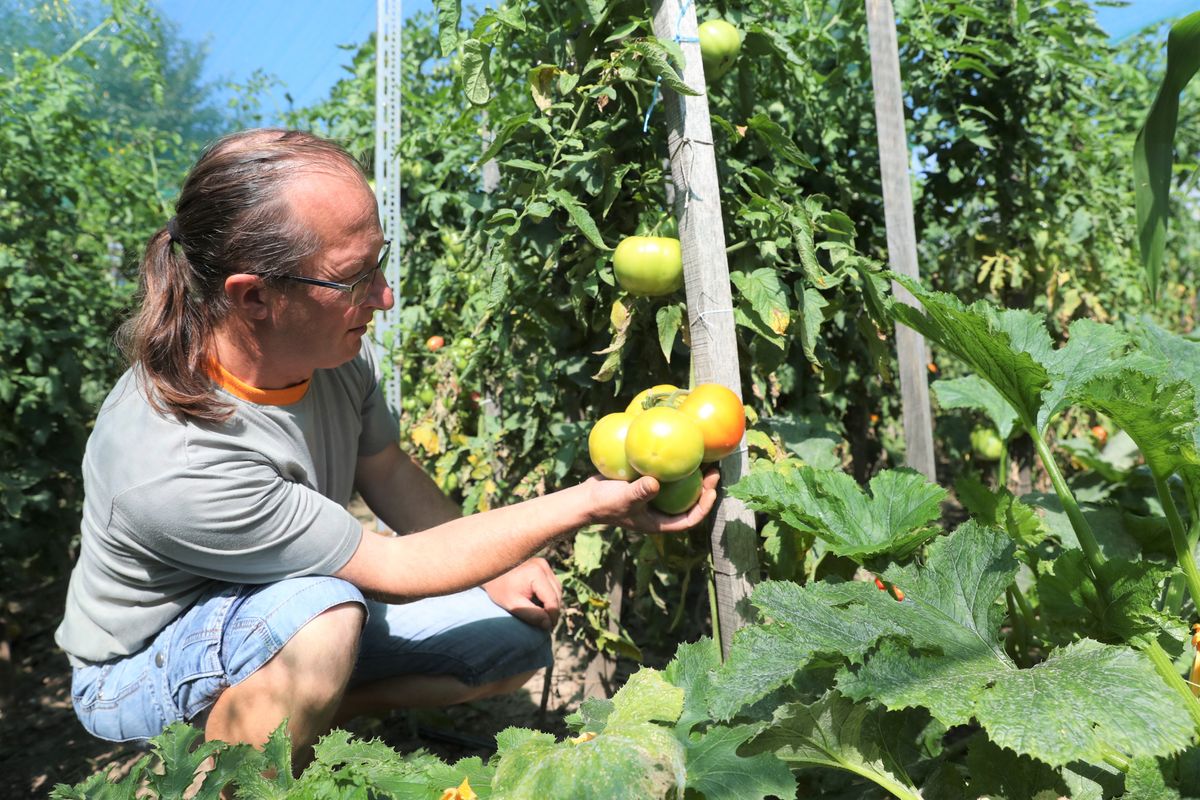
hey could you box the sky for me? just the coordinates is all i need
[154,0,1196,124]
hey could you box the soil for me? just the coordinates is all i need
[0,505,604,798]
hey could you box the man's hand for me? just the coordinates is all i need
[585,468,721,532]
[483,557,562,630]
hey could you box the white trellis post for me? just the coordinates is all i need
[375,0,404,416]
[650,1,759,660]
[865,0,936,481]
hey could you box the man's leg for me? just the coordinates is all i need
[338,588,553,725]
[203,601,365,764]
[333,668,537,725]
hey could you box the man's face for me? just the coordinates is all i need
[271,170,394,375]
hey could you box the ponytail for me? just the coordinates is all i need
[116,128,369,423]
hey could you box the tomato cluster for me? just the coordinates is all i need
[587,383,746,514]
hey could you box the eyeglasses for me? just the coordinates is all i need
[283,239,391,306]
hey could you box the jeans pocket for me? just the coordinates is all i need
[72,661,160,742]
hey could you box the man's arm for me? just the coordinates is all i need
[354,441,461,534]
[340,443,719,611]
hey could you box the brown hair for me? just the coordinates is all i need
[117,129,369,422]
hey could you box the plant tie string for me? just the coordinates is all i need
[669,134,712,208]
[641,0,700,133]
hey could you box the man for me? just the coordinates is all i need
[56,129,717,764]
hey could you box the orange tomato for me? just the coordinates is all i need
[678,383,746,462]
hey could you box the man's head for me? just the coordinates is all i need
[120,129,392,421]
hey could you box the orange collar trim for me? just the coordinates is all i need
[210,360,311,406]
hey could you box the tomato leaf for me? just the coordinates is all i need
[624,38,701,97]
[730,268,789,348]
[797,285,828,368]
[460,38,492,105]
[655,303,682,364]
[745,114,815,171]
[434,0,462,57]
[528,64,558,113]
[548,188,609,250]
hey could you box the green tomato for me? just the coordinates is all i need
[612,236,683,297]
[698,19,741,81]
[651,469,702,515]
[418,386,435,406]
[970,426,1004,461]
[625,407,705,482]
[589,412,637,480]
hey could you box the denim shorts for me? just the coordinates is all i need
[70,576,553,743]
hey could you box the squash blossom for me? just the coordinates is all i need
[439,777,477,800]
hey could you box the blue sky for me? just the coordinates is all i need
[155,0,1196,124]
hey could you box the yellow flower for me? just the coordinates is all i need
[438,777,477,800]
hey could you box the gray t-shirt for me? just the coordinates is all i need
[55,343,398,665]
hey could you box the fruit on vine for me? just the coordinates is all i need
[678,383,745,462]
[588,412,636,480]
[426,335,445,351]
[625,406,705,482]
[612,236,683,296]
[970,426,1003,461]
[626,384,682,416]
[1090,425,1108,446]
[651,468,703,514]
[698,19,741,81]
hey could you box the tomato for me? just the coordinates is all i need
[625,407,705,482]
[678,383,745,462]
[440,230,466,257]
[626,384,682,416]
[970,426,1003,461]
[426,335,445,351]
[651,469,702,515]
[1090,425,1108,446]
[612,236,683,297]
[588,412,637,481]
[418,386,435,405]
[697,20,741,81]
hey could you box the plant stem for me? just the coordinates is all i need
[1153,473,1200,615]
[1030,433,1107,579]
[1144,639,1200,730]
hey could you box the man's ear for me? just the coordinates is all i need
[224,274,272,320]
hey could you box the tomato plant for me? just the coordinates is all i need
[612,236,683,297]
[678,383,745,462]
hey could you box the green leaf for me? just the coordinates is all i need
[957,734,1118,799]
[707,580,889,720]
[887,274,1048,432]
[460,38,491,105]
[491,721,686,800]
[434,0,462,57]
[624,38,700,96]
[745,113,815,170]
[663,637,722,737]
[608,668,685,729]
[1134,11,1200,303]
[746,692,923,800]
[728,462,947,562]
[797,285,829,368]
[1071,364,1200,480]
[655,303,682,363]
[731,269,788,348]
[548,188,609,250]
[1035,318,1130,434]
[954,475,1046,549]
[835,525,1195,767]
[528,64,558,113]
[684,724,797,800]
[932,375,1019,440]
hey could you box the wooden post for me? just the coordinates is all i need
[650,1,758,659]
[865,0,937,481]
